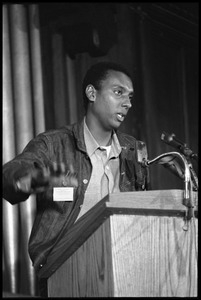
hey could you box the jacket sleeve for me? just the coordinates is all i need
[3,134,50,205]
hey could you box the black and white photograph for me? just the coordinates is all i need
[3,3,198,297]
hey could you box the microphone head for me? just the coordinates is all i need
[161,132,175,144]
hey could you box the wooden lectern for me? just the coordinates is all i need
[38,190,198,297]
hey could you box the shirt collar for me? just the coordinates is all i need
[84,118,122,158]
[111,132,122,158]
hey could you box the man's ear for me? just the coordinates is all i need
[85,85,96,102]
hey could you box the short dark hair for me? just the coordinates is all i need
[82,61,132,111]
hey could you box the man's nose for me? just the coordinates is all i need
[121,101,132,109]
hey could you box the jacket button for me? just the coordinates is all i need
[83,179,88,184]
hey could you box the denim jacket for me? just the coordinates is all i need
[3,119,149,272]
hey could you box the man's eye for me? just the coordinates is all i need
[114,90,122,96]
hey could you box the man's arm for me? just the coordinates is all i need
[3,135,78,205]
[3,135,51,204]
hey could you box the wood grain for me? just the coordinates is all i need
[48,218,114,297]
[110,214,197,297]
[38,190,197,280]
[105,189,198,211]
[48,213,197,297]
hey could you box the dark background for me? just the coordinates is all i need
[38,3,198,190]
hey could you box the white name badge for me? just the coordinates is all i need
[53,187,74,201]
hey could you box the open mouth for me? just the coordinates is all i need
[117,113,125,122]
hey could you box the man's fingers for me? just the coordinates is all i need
[62,174,78,187]
[69,164,75,174]
[20,163,78,193]
[70,176,78,187]
[49,162,67,175]
[60,162,66,173]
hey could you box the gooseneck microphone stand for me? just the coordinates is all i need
[141,151,196,222]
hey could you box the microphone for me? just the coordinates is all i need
[161,132,198,161]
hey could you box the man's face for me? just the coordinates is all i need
[91,70,134,131]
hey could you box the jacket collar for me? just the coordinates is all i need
[116,130,136,152]
[72,117,136,153]
[72,118,86,153]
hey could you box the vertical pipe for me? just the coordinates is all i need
[10,4,33,151]
[3,203,20,293]
[28,4,45,135]
[19,195,37,296]
[9,4,37,296]
[3,4,20,294]
[52,33,68,128]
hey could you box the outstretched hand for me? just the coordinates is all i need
[16,162,78,194]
